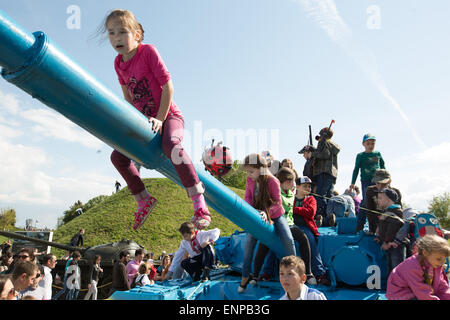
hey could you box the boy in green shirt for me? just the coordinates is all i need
[349,133,385,232]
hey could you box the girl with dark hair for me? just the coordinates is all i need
[238,154,296,293]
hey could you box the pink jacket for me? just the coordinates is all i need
[386,254,450,300]
[244,175,284,220]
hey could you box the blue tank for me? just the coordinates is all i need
[109,218,388,300]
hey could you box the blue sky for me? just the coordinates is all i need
[0,0,449,229]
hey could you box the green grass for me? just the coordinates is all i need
[50,178,244,257]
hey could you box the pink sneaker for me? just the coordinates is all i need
[191,207,211,230]
[133,196,157,231]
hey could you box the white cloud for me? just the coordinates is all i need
[388,142,450,210]
[21,108,104,149]
[0,137,50,204]
[0,90,113,228]
[0,89,104,150]
[0,89,20,115]
[0,124,22,138]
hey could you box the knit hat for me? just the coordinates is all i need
[377,188,399,203]
[372,169,391,184]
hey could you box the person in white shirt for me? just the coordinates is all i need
[279,255,327,300]
[132,262,153,287]
[165,222,220,282]
[40,254,57,300]
[19,264,46,300]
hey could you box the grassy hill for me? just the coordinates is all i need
[50,178,244,257]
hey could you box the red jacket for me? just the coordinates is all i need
[293,195,319,236]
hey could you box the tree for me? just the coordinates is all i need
[62,200,83,225]
[428,192,450,229]
[0,208,16,229]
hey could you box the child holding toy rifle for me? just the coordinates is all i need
[298,125,316,187]
[310,120,340,227]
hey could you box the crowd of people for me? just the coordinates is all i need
[240,128,450,300]
[0,239,185,300]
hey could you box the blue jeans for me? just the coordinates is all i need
[314,173,335,221]
[66,288,79,300]
[356,181,375,232]
[326,198,355,218]
[296,225,326,276]
[262,250,277,276]
[242,215,296,278]
[52,274,68,300]
[386,244,406,275]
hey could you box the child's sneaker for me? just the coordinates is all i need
[191,207,211,230]
[133,196,157,231]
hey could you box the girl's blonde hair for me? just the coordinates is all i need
[416,234,450,286]
[243,153,273,223]
[417,234,450,257]
[94,9,145,43]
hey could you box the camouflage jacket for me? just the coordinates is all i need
[311,139,340,179]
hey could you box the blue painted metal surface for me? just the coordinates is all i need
[109,224,387,300]
[0,9,287,256]
[109,267,382,300]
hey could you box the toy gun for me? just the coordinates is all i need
[298,125,315,154]
[315,119,335,141]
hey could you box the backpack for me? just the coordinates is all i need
[413,212,449,273]
[414,213,443,240]
[130,274,144,289]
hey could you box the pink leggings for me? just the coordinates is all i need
[111,116,201,196]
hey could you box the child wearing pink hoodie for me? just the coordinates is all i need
[386,234,450,300]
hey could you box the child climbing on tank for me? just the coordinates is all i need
[253,167,316,284]
[238,153,296,293]
[101,9,210,231]
[165,222,220,282]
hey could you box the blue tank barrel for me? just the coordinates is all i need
[0,9,287,257]
[0,11,36,72]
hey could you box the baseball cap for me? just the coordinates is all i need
[377,188,399,203]
[372,169,391,184]
[298,145,313,154]
[362,133,376,142]
[295,176,312,185]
